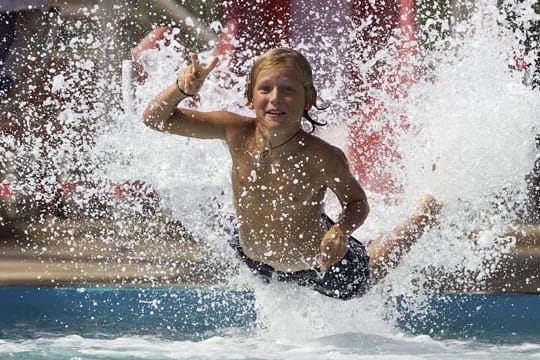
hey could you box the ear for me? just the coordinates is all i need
[305,89,315,110]
[248,101,254,109]
[304,97,313,110]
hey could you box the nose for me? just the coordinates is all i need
[269,87,281,102]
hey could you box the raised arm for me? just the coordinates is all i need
[143,53,232,139]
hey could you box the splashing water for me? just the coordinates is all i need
[1,0,540,358]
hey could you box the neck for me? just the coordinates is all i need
[256,127,302,157]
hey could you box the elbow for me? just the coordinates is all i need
[362,200,370,222]
[142,107,163,131]
[142,108,154,128]
[356,198,369,224]
[365,203,370,220]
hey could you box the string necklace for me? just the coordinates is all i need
[260,129,302,157]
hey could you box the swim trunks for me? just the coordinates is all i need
[228,213,370,300]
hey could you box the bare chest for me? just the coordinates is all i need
[233,154,325,211]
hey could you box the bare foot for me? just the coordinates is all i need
[417,193,443,218]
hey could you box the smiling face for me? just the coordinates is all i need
[246,48,318,133]
[251,65,308,132]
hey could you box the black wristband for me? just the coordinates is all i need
[176,78,195,97]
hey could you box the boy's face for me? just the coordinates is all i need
[251,64,308,132]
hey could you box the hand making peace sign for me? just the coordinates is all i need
[176,53,219,97]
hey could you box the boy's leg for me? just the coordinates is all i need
[368,194,442,283]
[504,224,540,248]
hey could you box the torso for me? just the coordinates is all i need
[227,121,329,272]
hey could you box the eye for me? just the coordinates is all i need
[283,86,296,94]
[257,85,271,93]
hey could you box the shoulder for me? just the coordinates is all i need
[302,134,364,197]
[303,133,349,166]
[224,115,256,145]
[302,133,355,185]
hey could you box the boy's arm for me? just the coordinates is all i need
[143,84,233,139]
[320,146,369,270]
[143,54,238,139]
[327,146,369,232]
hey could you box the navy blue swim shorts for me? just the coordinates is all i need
[228,213,370,300]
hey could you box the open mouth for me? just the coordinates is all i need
[267,110,286,116]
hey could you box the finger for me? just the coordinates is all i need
[321,247,330,259]
[191,53,201,73]
[320,242,346,269]
[320,253,329,269]
[203,56,219,75]
[320,246,333,263]
[320,253,332,271]
[196,56,219,80]
[186,73,197,84]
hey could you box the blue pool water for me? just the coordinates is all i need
[0,287,256,341]
[1,287,540,359]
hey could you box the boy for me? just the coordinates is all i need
[143,48,440,300]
